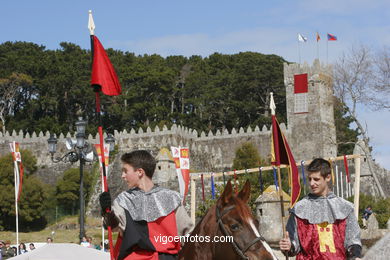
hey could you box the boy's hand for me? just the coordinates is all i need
[99,192,112,212]
[279,231,292,252]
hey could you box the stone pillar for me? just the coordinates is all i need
[255,185,289,245]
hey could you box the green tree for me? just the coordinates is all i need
[232,142,263,170]
[0,72,34,134]
[334,97,359,155]
[0,150,48,231]
[55,168,94,215]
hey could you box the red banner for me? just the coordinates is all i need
[271,116,301,207]
[91,35,122,96]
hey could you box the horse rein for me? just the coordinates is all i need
[216,205,265,260]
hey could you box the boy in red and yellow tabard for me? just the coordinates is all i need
[100,150,193,260]
[279,158,362,260]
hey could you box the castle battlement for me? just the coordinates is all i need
[284,59,333,84]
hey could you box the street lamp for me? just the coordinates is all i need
[47,117,115,242]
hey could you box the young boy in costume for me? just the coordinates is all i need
[279,158,362,259]
[100,150,193,260]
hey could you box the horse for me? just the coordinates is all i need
[179,180,278,260]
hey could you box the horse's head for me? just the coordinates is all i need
[215,180,278,260]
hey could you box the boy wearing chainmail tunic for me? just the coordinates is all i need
[99,150,193,260]
[279,158,362,260]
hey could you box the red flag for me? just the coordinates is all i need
[327,33,337,41]
[91,35,122,96]
[271,116,301,207]
[343,155,350,183]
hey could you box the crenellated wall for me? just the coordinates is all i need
[0,122,285,171]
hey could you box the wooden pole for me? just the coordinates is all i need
[353,156,361,219]
[341,171,344,199]
[336,164,339,197]
[190,177,196,225]
[277,166,288,260]
[190,154,362,180]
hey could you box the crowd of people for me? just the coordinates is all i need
[0,240,36,259]
[0,236,109,259]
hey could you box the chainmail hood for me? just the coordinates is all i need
[115,186,182,222]
[291,192,354,224]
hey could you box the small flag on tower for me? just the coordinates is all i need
[327,33,337,41]
[316,32,321,42]
[298,33,308,42]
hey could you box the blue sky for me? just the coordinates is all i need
[1,0,390,169]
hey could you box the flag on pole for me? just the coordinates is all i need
[327,33,337,41]
[91,36,122,96]
[316,32,321,42]
[89,11,118,260]
[298,33,308,42]
[170,146,190,202]
[94,143,110,177]
[9,142,24,202]
[179,147,190,200]
[343,155,350,183]
[270,93,301,207]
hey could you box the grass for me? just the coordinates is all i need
[0,215,115,245]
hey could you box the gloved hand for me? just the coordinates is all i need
[99,192,112,213]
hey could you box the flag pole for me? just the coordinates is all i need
[14,160,19,254]
[270,93,288,260]
[88,10,114,260]
[277,166,286,233]
[297,36,301,64]
[11,142,19,254]
[326,35,329,65]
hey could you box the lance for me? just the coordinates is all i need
[88,10,118,260]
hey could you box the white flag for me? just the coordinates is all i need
[298,33,307,42]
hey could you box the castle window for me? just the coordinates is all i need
[294,93,308,113]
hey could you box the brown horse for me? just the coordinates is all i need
[179,180,278,260]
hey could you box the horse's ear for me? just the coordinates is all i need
[238,179,251,203]
[219,180,233,206]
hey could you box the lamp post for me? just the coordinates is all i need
[47,117,115,242]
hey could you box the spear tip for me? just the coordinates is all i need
[88,10,95,36]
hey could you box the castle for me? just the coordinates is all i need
[0,60,388,207]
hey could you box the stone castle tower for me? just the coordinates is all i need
[284,59,337,160]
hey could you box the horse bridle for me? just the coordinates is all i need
[216,205,265,260]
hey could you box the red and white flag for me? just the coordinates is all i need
[171,146,190,202]
[9,141,24,202]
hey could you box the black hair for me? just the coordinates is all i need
[121,150,156,178]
